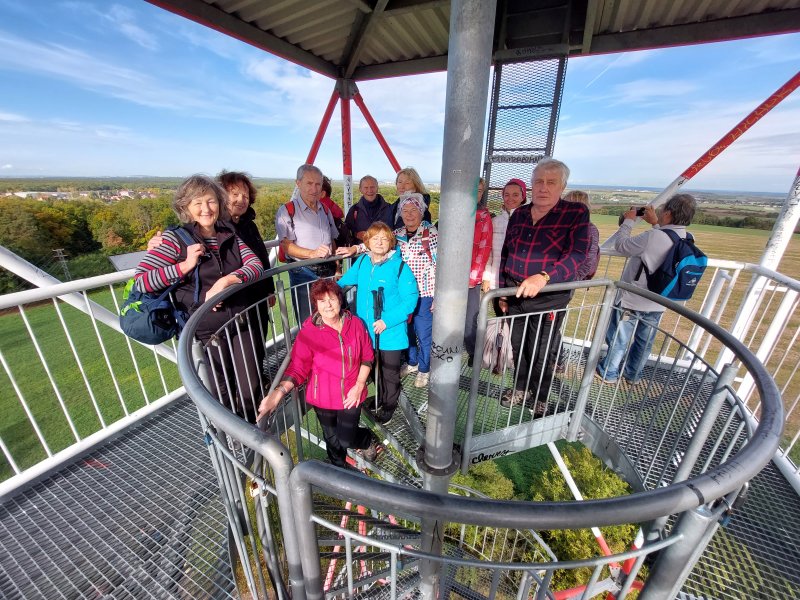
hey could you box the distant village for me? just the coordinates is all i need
[3,189,159,201]
[0,180,784,208]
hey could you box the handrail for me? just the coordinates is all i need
[179,270,783,529]
[745,263,800,292]
[0,269,133,309]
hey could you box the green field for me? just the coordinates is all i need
[0,285,183,480]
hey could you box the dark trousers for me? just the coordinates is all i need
[314,406,372,467]
[377,349,403,412]
[289,266,319,325]
[507,291,570,402]
[204,326,263,423]
[464,286,481,357]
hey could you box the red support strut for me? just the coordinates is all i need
[353,91,402,173]
[306,88,340,165]
[340,90,354,211]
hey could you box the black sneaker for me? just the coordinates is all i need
[358,434,382,462]
[374,407,395,425]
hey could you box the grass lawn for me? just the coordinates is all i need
[0,284,181,480]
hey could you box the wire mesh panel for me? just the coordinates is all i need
[483,57,567,214]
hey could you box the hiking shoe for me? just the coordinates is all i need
[529,399,548,418]
[401,363,419,377]
[374,407,395,425]
[360,435,382,462]
[594,369,618,384]
[414,371,430,387]
[500,389,527,408]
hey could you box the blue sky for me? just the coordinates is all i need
[0,0,798,193]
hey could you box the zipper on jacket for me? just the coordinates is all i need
[338,332,346,402]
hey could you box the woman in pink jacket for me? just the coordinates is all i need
[258,279,380,467]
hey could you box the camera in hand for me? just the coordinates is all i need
[618,206,648,226]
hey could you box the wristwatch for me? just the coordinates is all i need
[232,272,245,283]
[539,271,551,283]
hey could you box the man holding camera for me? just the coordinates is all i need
[597,193,698,384]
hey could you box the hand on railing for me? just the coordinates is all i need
[258,380,293,420]
[515,273,548,298]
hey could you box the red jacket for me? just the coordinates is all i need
[284,311,374,410]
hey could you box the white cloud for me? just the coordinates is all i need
[1,164,12,169]
[569,49,661,91]
[742,34,800,68]
[106,4,158,50]
[0,110,27,122]
[61,2,159,50]
[604,78,699,105]
[0,29,296,126]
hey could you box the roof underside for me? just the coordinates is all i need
[146,0,800,80]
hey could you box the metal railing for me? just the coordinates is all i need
[573,254,800,484]
[0,244,792,598]
[0,268,184,497]
[177,257,783,600]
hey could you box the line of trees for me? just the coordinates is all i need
[0,181,417,292]
[593,205,779,230]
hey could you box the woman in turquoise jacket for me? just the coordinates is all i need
[338,222,419,424]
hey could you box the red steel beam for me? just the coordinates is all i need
[306,87,340,165]
[353,90,402,173]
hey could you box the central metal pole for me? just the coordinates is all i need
[417,1,496,598]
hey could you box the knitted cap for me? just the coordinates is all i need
[504,178,528,199]
[397,192,426,217]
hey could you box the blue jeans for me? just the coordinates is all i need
[598,306,663,382]
[289,266,318,325]
[408,297,434,373]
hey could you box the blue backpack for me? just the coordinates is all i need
[119,226,201,345]
[637,229,707,301]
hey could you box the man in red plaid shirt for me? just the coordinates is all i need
[499,158,590,415]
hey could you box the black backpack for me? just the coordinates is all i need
[636,229,707,301]
[119,226,201,345]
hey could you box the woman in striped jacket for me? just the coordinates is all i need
[135,174,264,422]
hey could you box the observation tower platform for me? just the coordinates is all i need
[1,252,798,599]
[2,2,800,598]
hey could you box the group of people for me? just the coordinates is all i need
[133,157,698,468]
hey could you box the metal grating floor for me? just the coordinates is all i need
[2,364,799,599]
[685,460,800,599]
[0,396,234,600]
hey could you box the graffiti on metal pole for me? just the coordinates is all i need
[431,340,460,363]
